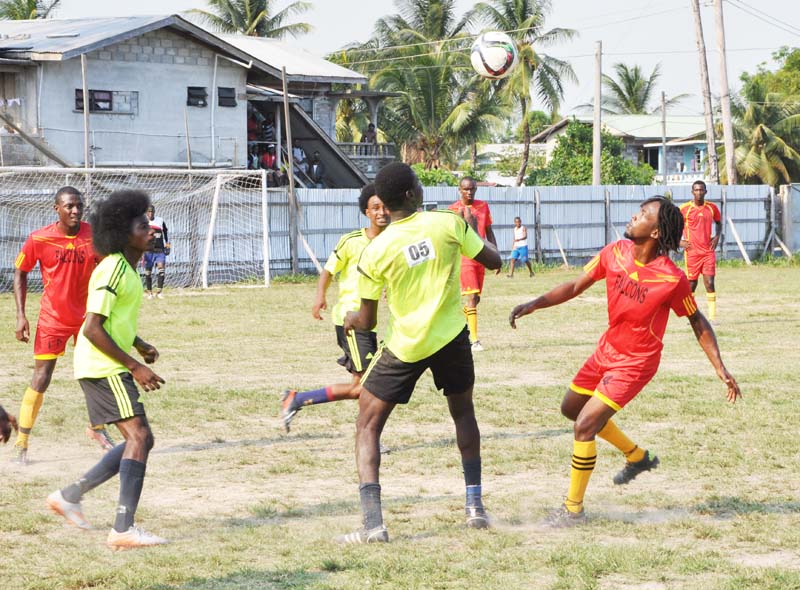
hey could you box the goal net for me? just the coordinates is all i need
[0,167,271,292]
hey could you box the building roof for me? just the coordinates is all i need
[220,35,366,85]
[531,115,707,143]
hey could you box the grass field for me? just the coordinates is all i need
[1,262,799,590]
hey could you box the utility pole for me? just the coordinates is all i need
[661,91,667,185]
[713,0,737,184]
[592,40,602,186]
[690,0,719,183]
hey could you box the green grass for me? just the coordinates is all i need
[1,264,799,589]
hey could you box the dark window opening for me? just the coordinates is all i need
[218,87,236,107]
[75,89,113,112]
[187,86,208,107]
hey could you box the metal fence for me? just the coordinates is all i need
[288,184,774,272]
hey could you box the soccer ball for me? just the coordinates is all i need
[470,31,519,80]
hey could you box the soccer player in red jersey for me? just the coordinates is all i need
[680,180,722,320]
[11,187,112,464]
[448,177,497,352]
[510,196,741,526]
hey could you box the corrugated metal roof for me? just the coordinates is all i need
[532,114,706,143]
[220,35,366,84]
[0,15,177,59]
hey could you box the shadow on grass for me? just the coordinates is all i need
[154,432,340,455]
[391,427,569,453]
[150,568,325,590]
[693,496,800,518]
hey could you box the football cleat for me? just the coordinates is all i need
[280,389,300,433]
[46,490,92,529]
[471,340,484,352]
[336,525,389,544]
[85,426,115,452]
[107,525,168,550]
[465,505,490,529]
[11,445,29,465]
[613,450,659,485]
[156,292,164,300]
[543,504,587,528]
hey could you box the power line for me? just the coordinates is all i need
[726,0,800,35]
[724,0,800,38]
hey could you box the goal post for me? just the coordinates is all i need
[0,167,271,292]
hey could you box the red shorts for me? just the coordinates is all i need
[460,262,485,295]
[569,342,660,411]
[684,250,716,281]
[33,323,80,360]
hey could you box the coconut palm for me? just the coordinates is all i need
[0,0,59,19]
[373,0,476,46]
[189,0,312,39]
[473,0,576,185]
[599,63,688,115]
[727,78,800,185]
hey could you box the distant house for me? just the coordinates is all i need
[531,115,711,184]
[0,15,384,187]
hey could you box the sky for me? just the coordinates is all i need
[54,0,800,116]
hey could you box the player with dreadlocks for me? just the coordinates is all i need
[509,197,741,526]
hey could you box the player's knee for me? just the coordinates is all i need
[573,414,601,440]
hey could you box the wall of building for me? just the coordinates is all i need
[34,29,248,166]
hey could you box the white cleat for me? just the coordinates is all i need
[46,490,92,530]
[107,525,168,550]
[471,340,484,352]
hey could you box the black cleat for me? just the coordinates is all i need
[613,450,659,485]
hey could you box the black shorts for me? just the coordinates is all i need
[79,373,146,427]
[361,327,474,404]
[335,325,378,375]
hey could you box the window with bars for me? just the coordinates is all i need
[75,89,113,112]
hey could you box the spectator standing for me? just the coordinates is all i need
[507,216,535,278]
[309,151,326,188]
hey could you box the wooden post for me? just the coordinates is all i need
[714,0,737,184]
[592,41,602,186]
[604,188,611,244]
[183,107,193,170]
[690,0,719,183]
[534,189,543,263]
[726,216,751,265]
[281,66,299,274]
[81,54,90,168]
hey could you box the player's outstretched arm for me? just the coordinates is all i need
[509,273,596,329]
[688,311,741,403]
[13,268,30,343]
[343,298,378,334]
[82,313,165,391]
[312,269,333,320]
[0,405,18,444]
[133,336,159,364]
[473,242,501,271]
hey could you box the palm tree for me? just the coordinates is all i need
[473,0,577,185]
[599,62,688,115]
[189,0,312,39]
[0,0,60,19]
[727,78,800,186]
[373,0,475,46]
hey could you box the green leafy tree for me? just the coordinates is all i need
[580,62,688,115]
[189,0,312,38]
[0,0,59,19]
[741,47,800,97]
[726,77,800,186]
[337,0,508,169]
[527,120,655,185]
[474,0,576,185]
[411,163,458,186]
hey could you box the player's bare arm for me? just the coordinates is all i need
[0,405,18,443]
[312,269,333,320]
[13,268,30,342]
[343,298,379,334]
[680,238,692,250]
[509,273,596,328]
[710,221,722,250]
[133,336,159,364]
[688,311,741,403]
[473,241,501,271]
[83,312,165,391]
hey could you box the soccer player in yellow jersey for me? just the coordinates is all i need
[339,163,501,543]
[280,184,389,432]
[47,190,168,550]
[510,197,740,526]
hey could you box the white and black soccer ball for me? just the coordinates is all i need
[470,31,519,80]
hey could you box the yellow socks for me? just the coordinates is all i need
[15,387,43,448]
[597,419,645,463]
[566,439,596,513]
[464,306,478,342]
[707,292,717,321]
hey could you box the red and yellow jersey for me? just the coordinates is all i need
[680,200,720,254]
[14,221,99,330]
[448,199,492,268]
[584,240,696,359]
